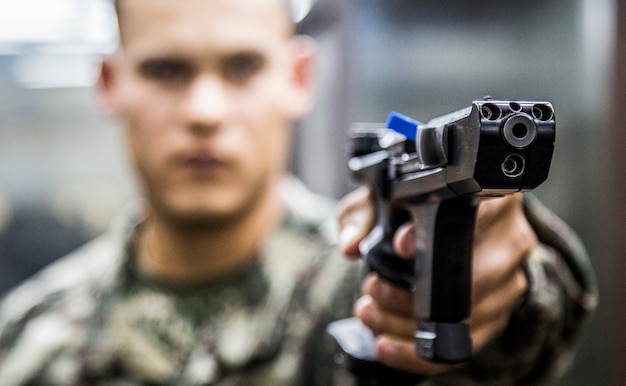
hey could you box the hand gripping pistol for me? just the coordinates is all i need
[327,99,555,383]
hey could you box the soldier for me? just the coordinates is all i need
[0,0,596,385]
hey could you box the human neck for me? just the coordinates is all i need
[136,190,284,286]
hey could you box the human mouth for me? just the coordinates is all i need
[181,151,228,173]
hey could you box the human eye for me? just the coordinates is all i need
[137,58,194,86]
[221,52,265,85]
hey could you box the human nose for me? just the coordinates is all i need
[183,75,226,131]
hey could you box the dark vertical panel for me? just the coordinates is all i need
[609,0,626,383]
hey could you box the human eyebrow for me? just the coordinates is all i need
[220,51,266,85]
[137,57,195,85]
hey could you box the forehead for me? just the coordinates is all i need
[117,0,293,51]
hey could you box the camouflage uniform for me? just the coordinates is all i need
[0,178,596,386]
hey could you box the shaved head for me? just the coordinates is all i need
[113,0,297,44]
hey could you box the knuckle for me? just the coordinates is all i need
[514,218,538,261]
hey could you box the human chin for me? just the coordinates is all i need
[162,188,252,226]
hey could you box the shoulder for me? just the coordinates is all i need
[274,175,353,274]
[0,207,136,347]
[272,176,364,313]
[0,206,139,384]
[278,175,338,240]
[271,176,343,279]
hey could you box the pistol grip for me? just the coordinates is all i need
[362,196,477,364]
[413,197,477,363]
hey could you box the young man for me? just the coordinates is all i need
[0,0,596,385]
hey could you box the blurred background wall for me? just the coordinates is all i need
[0,0,620,384]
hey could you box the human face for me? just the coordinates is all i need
[101,0,314,226]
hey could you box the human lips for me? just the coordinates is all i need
[179,150,229,173]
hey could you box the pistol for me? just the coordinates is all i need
[328,99,555,382]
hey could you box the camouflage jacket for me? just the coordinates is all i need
[0,179,597,386]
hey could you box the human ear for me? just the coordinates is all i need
[285,35,317,119]
[96,56,120,116]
